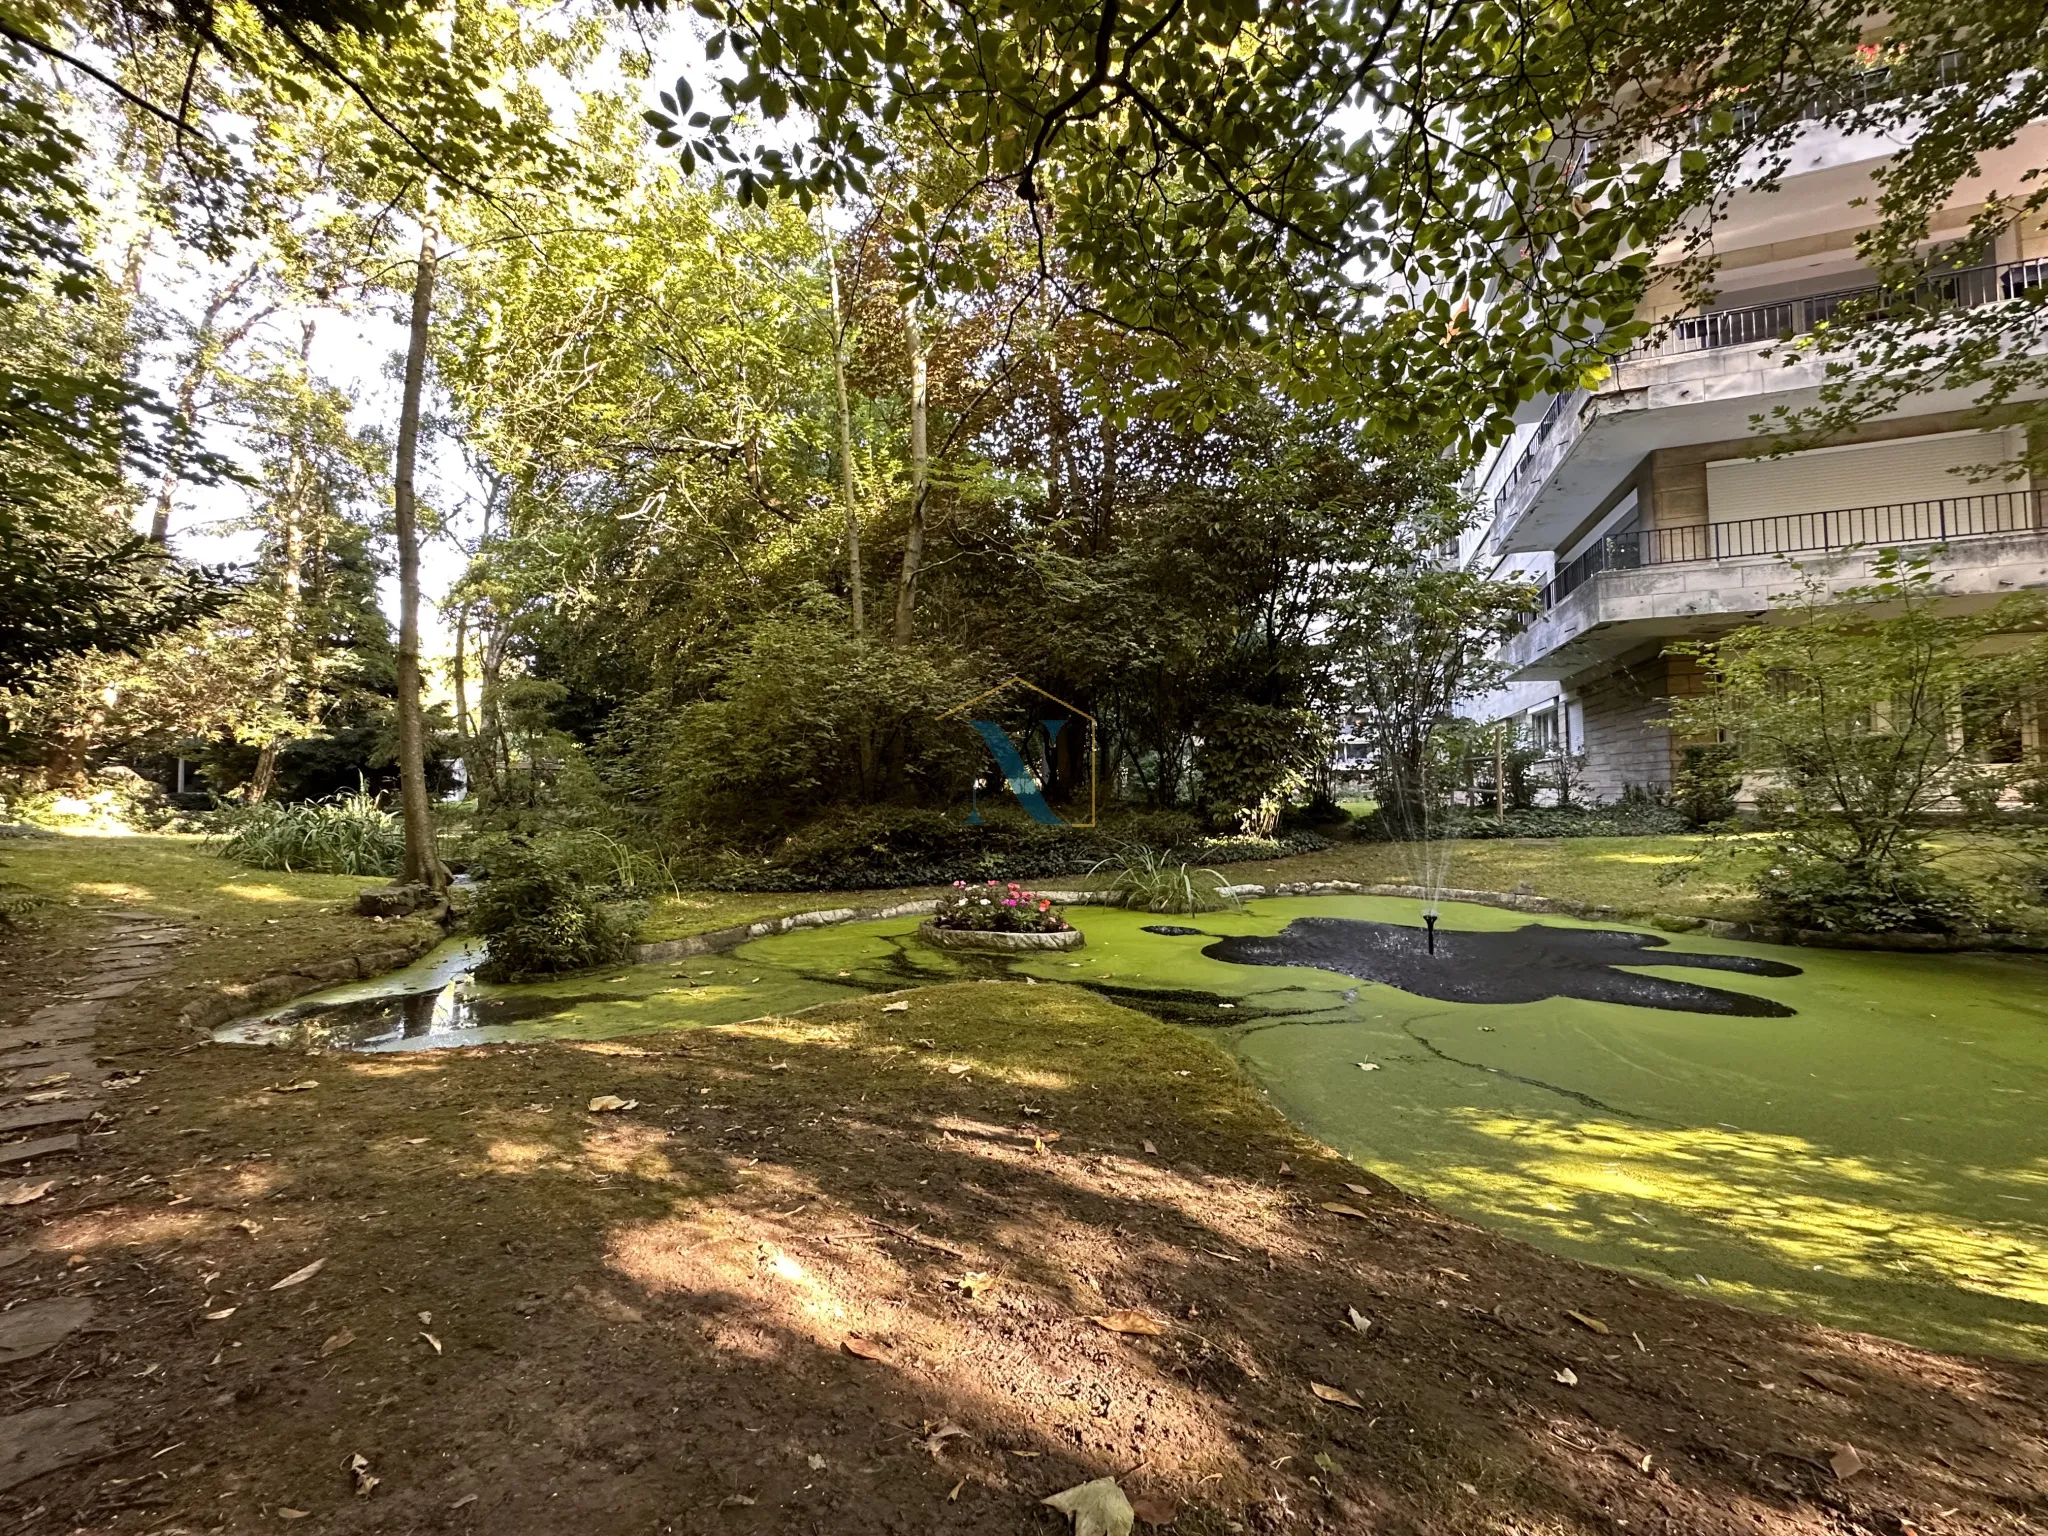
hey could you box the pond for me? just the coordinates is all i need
[218,894,2048,1359]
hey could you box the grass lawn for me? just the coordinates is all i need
[0,831,443,1006]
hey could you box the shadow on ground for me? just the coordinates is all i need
[4,979,2047,1534]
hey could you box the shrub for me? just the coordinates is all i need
[1673,744,1741,828]
[1449,802,1691,840]
[214,785,403,876]
[682,805,1331,891]
[470,846,634,981]
[931,880,1072,932]
[1752,850,1981,935]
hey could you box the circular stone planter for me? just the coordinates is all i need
[916,920,1085,953]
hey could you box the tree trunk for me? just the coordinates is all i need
[893,303,928,646]
[825,227,865,637]
[393,222,447,894]
[452,600,471,752]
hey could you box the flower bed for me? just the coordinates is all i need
[918,881,1083,951]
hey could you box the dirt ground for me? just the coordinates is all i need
[3,902,2047,1535]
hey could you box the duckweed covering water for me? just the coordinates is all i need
[219,895,2048,1358]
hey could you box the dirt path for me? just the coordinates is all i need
[0,917,2045,1534]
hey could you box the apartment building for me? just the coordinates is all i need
[1462,102,2048,803]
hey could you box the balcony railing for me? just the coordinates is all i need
[1631,257,2048,362]
[1485,257,2048,534]
[1535,488,2047,611]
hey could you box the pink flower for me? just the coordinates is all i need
[1038,899,1051,911]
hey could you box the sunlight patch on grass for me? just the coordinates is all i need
[214,882,307,904]
[72,881,155,901]
[484,1138,566,1172]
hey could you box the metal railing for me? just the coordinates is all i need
[1534,488,2047,612]
[1486,256,2048,532]
[1632,256,2048,361]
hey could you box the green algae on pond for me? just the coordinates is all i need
[217,895,2048,1361]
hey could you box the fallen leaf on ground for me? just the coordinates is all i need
[268,1079,318,1093]
[1319,1202,1369,1220]
[1043,1476,1135,1536]
[767,1062,790,1072]
[1831,1444,1866,1480]
[1553,1367,1579,1387]
[269,1258,326,1291]
[947,1478,965,1501]
[234,1219,261,1236]
[1141,1140,1157,1154]
[946,1063,972,1076]
[449,1494,477,1510]
[1091,1310,1168,1337]
[1346,1306,1372,1334]
[842,1336,891,1362]
[1567,1310,1611,1335]
[1130,1493,1180,1525]
[1342,1182,1376,1198]
[948,1272,997,1297]
[0,1181,54,1207]
[1355,1062,1380,1071]
[586,1095,637,1113]
[880,1001,911,1012]
[348,1452,379,1498]
[920,1423,968,1458]
[419,1331,442,1354]
[418,1311,432,1324]
[807,1454,826,1470]
[19,1090,69,1104]
[319,1329,354,1358]
[204,1307,236,1321]
[1309,1382,1365,1409]
[277,1509,310,1520]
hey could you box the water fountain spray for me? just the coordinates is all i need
[1423,908,1439,955]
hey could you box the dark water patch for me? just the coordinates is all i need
[1140,925,1207,937]
[1203,917,1801,1017]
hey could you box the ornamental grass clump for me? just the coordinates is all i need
[214,784,403,877]
[930,880,1072,934]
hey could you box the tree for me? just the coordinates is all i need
[646,0,2001,450]
[1328,461,1536,839]
[1665,553,2048,934]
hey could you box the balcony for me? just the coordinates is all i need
[1500,490,2048,681]
[1536,488,2048,610]
[1483,258,2048,549]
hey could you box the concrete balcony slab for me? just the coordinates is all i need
[1500,529,2048,682]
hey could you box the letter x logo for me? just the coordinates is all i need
[938,677,1098,829]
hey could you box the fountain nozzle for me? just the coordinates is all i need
[1423,910,1439,955]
